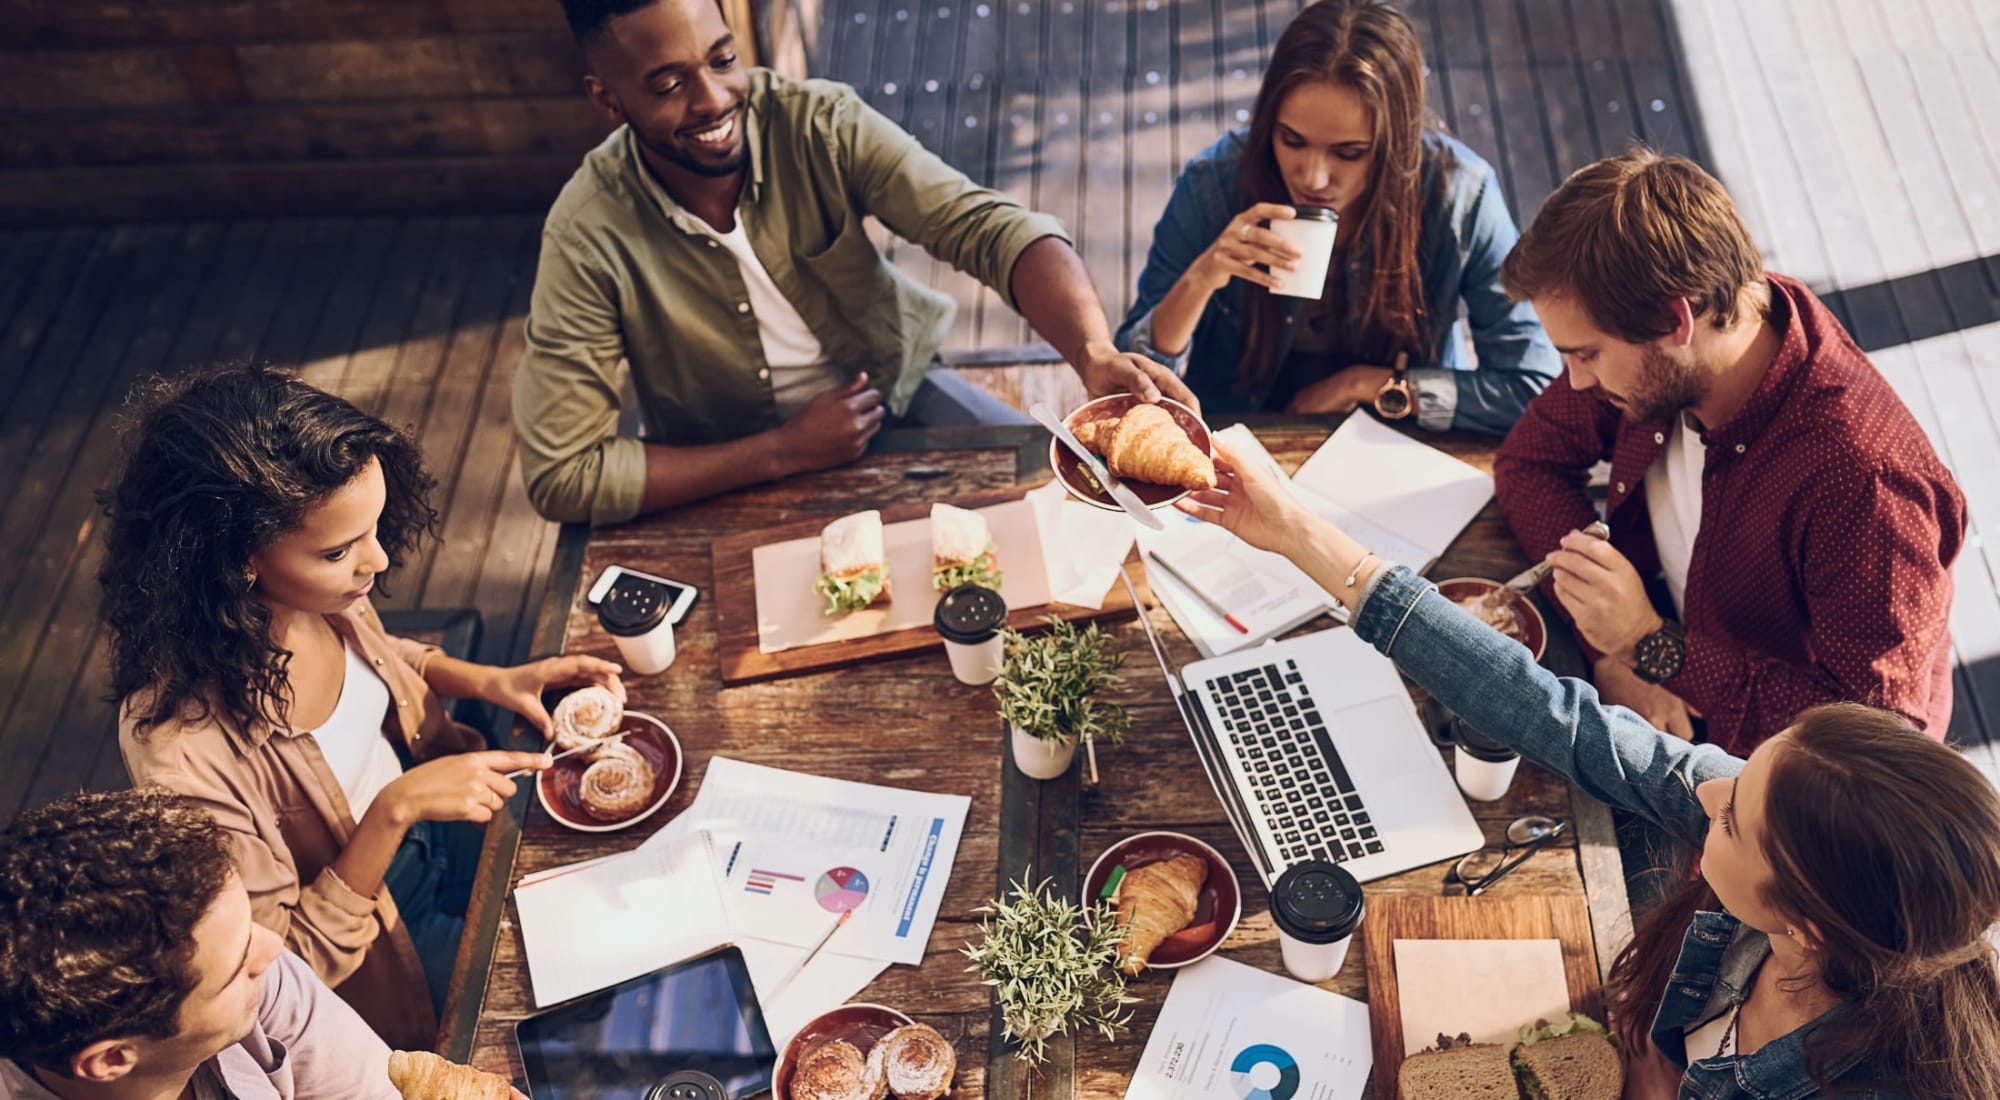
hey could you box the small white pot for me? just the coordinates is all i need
[1010,725,1077,780]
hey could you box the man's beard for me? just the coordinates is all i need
[1617,342,1710,424]
[635,106,748,179]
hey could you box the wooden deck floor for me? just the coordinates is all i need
[1,0,1994,824]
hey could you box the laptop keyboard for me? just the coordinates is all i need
[1203,659,1384,866]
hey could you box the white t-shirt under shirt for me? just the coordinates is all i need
[308,641,403,821]
[1644,413,1708,616]
[694,212,846,418]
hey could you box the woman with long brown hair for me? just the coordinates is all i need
[1117,0,1557,431]
[1183,439,2000,1097]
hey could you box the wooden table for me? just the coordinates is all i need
[439,418,1632,1099]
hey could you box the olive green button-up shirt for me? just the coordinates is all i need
[514,69,1071,524]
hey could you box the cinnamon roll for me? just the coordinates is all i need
[578,748,655,820]
[876,1025,956,1100]
[790,1039,887,1100]
[551,685,623,751]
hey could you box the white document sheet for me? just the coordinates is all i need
[1289,413,1494,573]
[1392,938,1571,1055]
[1125,956,1372,1100]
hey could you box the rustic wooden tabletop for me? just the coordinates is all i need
[439,417,1630,1100]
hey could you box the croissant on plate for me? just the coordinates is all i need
[387,1050,512,1100]
[1111,853,1208,975]
[1075,405,1216,492]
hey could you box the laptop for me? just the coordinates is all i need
[1123,570,1483,887]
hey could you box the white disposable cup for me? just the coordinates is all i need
[1266,207,1339,299]
[1454,746,1522,802]
[609,618,676,676]
[944,633,1005,685]
[1278,928,1355,984]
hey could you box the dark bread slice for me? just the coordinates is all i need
[1396,1043,1521,1099]
[1512,1032,1623,1100]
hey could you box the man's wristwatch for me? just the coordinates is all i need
[1633,620,1687,684]
[1372,352,1414,420]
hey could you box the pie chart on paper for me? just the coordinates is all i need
[815,866,871,912]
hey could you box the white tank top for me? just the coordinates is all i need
[306,641,402,821]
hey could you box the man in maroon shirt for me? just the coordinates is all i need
[1493,150,1964,755]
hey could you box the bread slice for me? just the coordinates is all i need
[1397,1043,1520,1099]
[1512,1032,1623,1100]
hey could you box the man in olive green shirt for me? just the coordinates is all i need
[517,0,1193,524]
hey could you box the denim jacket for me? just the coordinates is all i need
[1115,130,1558,433]
[1350,564,1905,1098]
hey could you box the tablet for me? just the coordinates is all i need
[516,946,776,1100]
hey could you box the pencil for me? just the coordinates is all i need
[1146,550,1249,634]
[771,908,853,998]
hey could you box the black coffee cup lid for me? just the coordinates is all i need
[1453,719,1519,762]
[1290,205,1338,223]
[599,575,671,636]
[1270,860,1363,944]
[934,584,1007,644]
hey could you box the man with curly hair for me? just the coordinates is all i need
[0,789,398,1100]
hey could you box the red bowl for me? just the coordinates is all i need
[1435,577,1550,663]
[1082,831,1242,971]
[1050,394,1213,512]
[535,710,683,833]
[772,1002,915,1100]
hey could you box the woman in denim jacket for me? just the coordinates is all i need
[1115,0,1558,432]
[1183,439,2000,1098]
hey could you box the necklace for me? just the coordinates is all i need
[1715,994,1746,1057]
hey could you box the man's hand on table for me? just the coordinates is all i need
[1077,341,1201,412]
[1547,531,1661,659]
[1593,656,1699,740]
[777,372,887,475]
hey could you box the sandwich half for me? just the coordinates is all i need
[814,510,891,615]
[1513,1015,1622,1100]
[1397,1035,1519,1100]
[929,503,1002,590]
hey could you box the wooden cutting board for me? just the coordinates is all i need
[1362,894,1601,1099]
[711,486,1147,684]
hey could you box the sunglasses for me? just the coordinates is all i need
[1443,815,1567,897]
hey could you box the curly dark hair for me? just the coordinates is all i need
[99,363,438,739]
[0,788,237,1069]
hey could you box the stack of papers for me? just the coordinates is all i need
[1143,418,1493,656]
[1124,957,1372,1100]
[512,758,971,1045]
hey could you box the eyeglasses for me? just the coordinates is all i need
[1443,815,1567,897]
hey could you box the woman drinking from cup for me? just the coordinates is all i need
[1180,441,2000,1097]
[101,363,624,1049]
[1117,0,1558,430]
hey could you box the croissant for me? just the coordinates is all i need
[387,1050,512,1100]
[790,1039,888,1100]
[1081,405,1216,492]
[876,1024,957,1100]
[1111,853,1208,974]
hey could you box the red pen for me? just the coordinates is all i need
[1146,550,1250,634]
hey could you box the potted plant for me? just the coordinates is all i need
[962,876,1134,1066]
[994,617,1130,779]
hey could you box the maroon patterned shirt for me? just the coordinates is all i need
[1494,274,1966,754]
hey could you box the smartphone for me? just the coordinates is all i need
[588,565,699,627]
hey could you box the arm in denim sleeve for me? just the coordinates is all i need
[1115,158,1230,371]
[1429,162,1562,436]
[1352,564,1740,845]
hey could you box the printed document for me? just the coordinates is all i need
[1125,956,1372,1100]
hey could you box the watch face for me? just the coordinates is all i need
[1636,628,1686,683]
[1375,383,1413,419]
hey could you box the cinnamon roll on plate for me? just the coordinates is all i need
[536,710,682,832]
[776,1004,955,1100]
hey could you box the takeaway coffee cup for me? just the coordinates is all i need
[1270,860,1364,982]
[598,572,677,675]
[934,584,1008,686]
[1266,205,1339,298]
[1453,718,1521,802]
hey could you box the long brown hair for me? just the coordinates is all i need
[1235,0,1433,393]
[1609,704,2000,1096]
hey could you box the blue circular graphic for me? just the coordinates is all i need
[1229,1043,1300,1100]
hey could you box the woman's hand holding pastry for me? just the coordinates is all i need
[378,750,551,827]
[1190,203,1301,293]
[485,655,625,739]
[1175,440,1312,557]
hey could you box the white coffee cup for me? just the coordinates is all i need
[1453,719,1521,802]
[1270,860,1364,983]
[934,584,1007,686]
[598,578,677,675]
[1266,205,1339,299]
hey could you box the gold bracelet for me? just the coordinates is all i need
[1341,550,1378,588]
